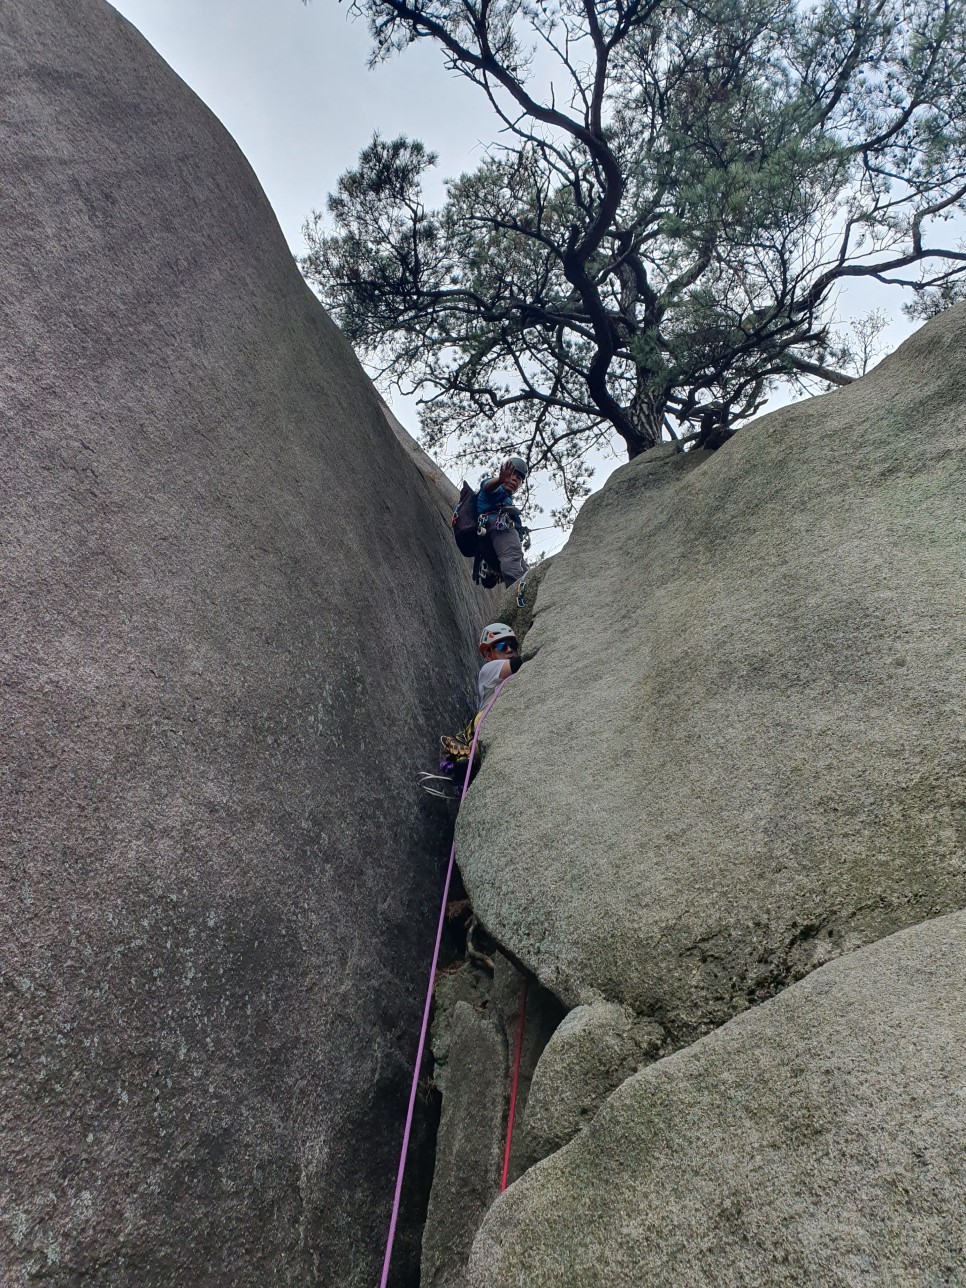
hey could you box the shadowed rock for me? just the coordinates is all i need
[469,910,966,1287]
[0,1,483,1283]
[421,975,508,1288]
[457,305,966,1043]
[420,955,563,1288]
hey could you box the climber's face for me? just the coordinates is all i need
[482,637,518,662]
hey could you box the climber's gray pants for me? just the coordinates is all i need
[490,527,528,587]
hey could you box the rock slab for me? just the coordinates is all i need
[0,2,482,1284]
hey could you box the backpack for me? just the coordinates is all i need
[451,481,481,557]
[451,481,505,588]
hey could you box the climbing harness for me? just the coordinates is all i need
[453,477,531,589]
[418,715,482,801]
[500,977,529,1192]
[378,678,511,1288]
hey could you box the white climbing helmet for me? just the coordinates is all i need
[479,622,516,653]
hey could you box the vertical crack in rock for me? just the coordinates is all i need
[418,891,564,1288]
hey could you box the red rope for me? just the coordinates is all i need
[500,977,529,1191]
[378,678,510,1288]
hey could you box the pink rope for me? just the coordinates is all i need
[378,678,510,1288]
[500,977,529,1192]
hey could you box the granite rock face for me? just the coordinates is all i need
[469,910,966,1287]
[516,1002,664,1170]
[449,305,966,1286]
[0,2,482,1284]
[492,556,555,647]
[420,968,509,1288]
[458,305,966,1043]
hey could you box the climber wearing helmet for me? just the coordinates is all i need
[419,621,523,798]
[477,622,522,708]
[477,456,529,588]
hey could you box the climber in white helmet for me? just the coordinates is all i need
[477,622,522,708]
[419,622,523,798]
[476,456,529,587]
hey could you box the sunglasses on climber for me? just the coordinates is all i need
[493,638,518,653]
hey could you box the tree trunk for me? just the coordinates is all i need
[623,383,666,459]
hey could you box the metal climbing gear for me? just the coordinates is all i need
[477,560,501,589]
[452,481,482,557]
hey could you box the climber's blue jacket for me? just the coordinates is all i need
[476,479,523,531]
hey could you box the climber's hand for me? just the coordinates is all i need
[499,460,521,492]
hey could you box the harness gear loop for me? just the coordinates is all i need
[378,678,511,1288]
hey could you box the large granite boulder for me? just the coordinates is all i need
[469,909,966,1286]
[0,2,483,1284]
[458,304,966,1045]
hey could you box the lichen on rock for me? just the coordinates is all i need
[469,910,966,1287]
[457,305,966,1047]
[517,1002,664,1170]
[449,303,964,1284]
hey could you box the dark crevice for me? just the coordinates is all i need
[389,1080,441,1288]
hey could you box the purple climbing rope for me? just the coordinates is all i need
[378,678,510,1288]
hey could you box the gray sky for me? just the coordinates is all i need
[110,0,495,248]
[112,0,590,551]
[110,0,925,554]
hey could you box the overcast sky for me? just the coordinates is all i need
[109,0,923,553]
[111,0,602,551]
[111,0,497,246]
